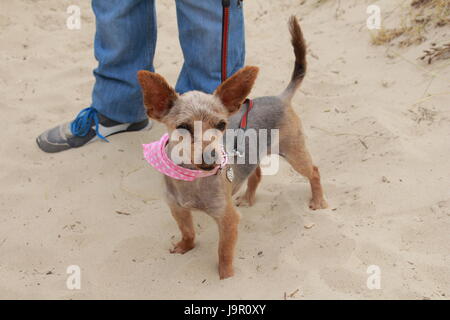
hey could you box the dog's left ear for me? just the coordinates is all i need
[137,70,177,121]
[214,66,259,114]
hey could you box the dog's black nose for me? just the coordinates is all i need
[198,164,216,171]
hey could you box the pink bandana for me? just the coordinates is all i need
[142,133,228,181]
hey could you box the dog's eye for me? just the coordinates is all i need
[215,121,227,131]
[176,123,192,134]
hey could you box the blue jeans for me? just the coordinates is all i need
[91,0,245,123]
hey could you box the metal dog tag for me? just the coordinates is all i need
[226,167,234,182]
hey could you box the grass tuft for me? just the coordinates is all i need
[371,0,450,47]
[420,42,450,64]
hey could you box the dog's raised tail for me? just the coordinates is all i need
[281,16,307,102]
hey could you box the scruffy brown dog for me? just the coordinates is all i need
[138,16,327,279]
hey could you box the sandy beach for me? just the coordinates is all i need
[0,0,449,299]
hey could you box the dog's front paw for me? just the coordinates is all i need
[170,240,195,254]
[219,265,234,280]
[235,193,256,207]
[309,197,328,210]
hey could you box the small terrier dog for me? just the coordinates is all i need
[138,16,327,279]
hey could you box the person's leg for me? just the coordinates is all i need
[175,0,245,94]
[37,0,156,153]
[92,0,156,123]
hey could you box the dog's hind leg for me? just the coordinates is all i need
[279,112,328,210]
[282,142,327,210]
[235,166,262,207]
[169,205,196,254]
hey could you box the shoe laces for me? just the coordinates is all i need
[70,107,108,142]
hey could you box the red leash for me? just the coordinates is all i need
[221,0,253,157]
[239,99,253,129]
[221,0,230,82]
[221,0,253,129]
[221,1,253,134]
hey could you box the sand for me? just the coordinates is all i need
[0,0,449,299]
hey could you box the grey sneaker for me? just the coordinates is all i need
[36,107,152,153]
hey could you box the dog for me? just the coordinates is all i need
[137,16,327,279]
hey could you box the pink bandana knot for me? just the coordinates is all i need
[143,133,228,181]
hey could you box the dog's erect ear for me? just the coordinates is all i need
[214,66,259,114]
[137,70,177,121]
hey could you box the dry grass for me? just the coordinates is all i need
[371,27,412,46]
[371,0,450,47]
[420,42,450,63]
